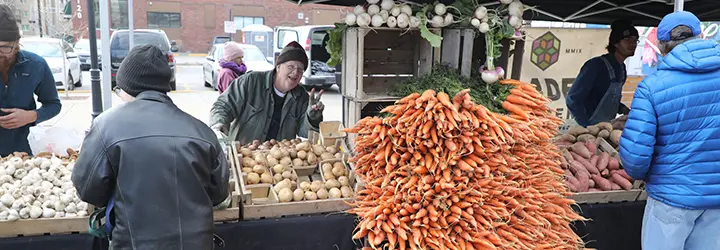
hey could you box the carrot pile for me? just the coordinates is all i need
[344,79,587,250]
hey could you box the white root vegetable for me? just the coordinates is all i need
[430,15,444,28]
[328,188,342,199]
[354,5,366,15]
[390,6,401,16]
[387,16,397,28]
[368,4,380,15]
[509,15,520,28]
[338,176,350,186]
[379,10,389,21]
[246,173,260,184]
[292,189,304,201]
[478,22,490,33]
[367,0,379,4]
[481,70,500,83]
[471,18,481,27]
[278,188,293,202]
[400,4,412,16]
[500,0,513,4]
[316,188,329,199]
[444,14,454,27]
[340,186,353,198]
[434,3,447,15]
[380,0,394,10]
[508,0,524,16]
[371,15,384,27]
[357,13,372,27]
[397,13,409,28]
[409,16,421,28]
[304,191,318,200]
[475,6,487,19]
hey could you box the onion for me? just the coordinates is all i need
[371,15,384,27]
[400,4,412,16]
[387,16,397,28]
[478,22,489,33]
[390,6,401,16]
[368,4,380,15]
[397,13,409,28]
[380,0,394,10]
[434,3,446,16]
[475,6,487,19]
[354,5,365,15]
[345,13,357,26]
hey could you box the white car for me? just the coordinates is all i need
[203,43,275,90]
[21,37,82,90]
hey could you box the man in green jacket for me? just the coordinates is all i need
[209,41,324,145]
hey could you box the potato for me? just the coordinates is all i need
[242,157,256,167]
[322,163,333,173]
[597,122,613,132]
[280,157,292,166]
[248,145,258,150]
[340,186,353,198]
[310,182,323,192]
[334,153,342,159]
[288,148,298,158]
[273,173,283,182]
[323,171,336,180]
[297,150,308,160]
[567,126,590,136]
[254,154,267,166]
[325,179,341,189]
[246,173,260,184]
[292,158,304,167]
[576,134,596,142]
[299,181,311,191]
[598,129,610,139]
[333,162,344,169]
[338,176,350,186]
[272,164,286,174]
[269,148,284,160]
[312,145,326,155]
[316,188,329,199]
[307,153,318,164]
[278,188,293,202]
[240,148,252,157]
[241,167,253,173]
[610,130,623,145]
[260,173,273,183]
[586,125,600,136]
[252,165,266,174]
[293,189,304,201]
[554,134,576,143]
[266,157,278,167]
[328,188,342,199]
[295,142,311,151]
[320,152,335,161]
[304,191,318,200]
[326,147,337,154]
[332,165,346,177]
[282,170,293,179]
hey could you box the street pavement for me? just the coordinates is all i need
[44,64,344,134]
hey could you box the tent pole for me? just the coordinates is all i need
[100,0,112,110]
[675,0,684,11]
[87,0,102,119]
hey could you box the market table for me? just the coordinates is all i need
[0,202,644,250]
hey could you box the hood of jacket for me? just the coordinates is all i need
[658,39,720,73]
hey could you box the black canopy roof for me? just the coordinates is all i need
[289,0,719,27]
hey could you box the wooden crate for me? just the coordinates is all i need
[0,203,94,237]
[342,99,396,149]
[341,27,440,102]
[319,121,347,147]
[213,149,242,222]
[570,138,643,204]
[441,28,476,77]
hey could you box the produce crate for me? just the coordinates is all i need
[570,138,643,204]
[0,205,94,237]
[440,28,476,77]
[213,149,242,222]
[342,99,396,148]
[341,27,440,102]
[319,121,346,147]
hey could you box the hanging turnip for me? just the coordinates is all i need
[409,16,421,28]
[397,13,409,28]
[434,3,447,16]
[430,15,444,28]
[371,15,385,27]
[471,18,481,28]
[481,68,499,83]
[508,0,524,16]
[354,5,365,15]
[500,0,513,4]
[475,6,487,19]
[367,0,379,4]
[478,22,489,33]
[387,16,398,28]
[390,6,401,16]
[368,4,380,15]
[379,9,390,21]
[508,15,521,28]
[380,0,394,11]
[357,13,372,27]
[400,4,412,16]
[443,14,454,27]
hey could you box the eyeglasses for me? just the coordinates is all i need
[0,45,16,54]
[623,37,639,45]
[285,64,304,74]
[112,86,122,96]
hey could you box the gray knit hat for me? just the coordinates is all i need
[0,4,20,41]
[275,41,308,70]
[116,44,172,96]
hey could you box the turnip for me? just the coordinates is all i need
[478,22,489,33]
[444,14,454,27]
[357,13,372,27]
[481,70,499,83]
[379,10,390,21]
[354,5,365,15]
[380,0,394,11]
[475,6,487,20]
[390,6,401,16]
[400,4,412,16]
[371,15,384,27]
[397,13,409,28]
[434,3,447,15]
[409,16,421,28]
[500,0,513,4]
[387,16,397,28]
[368,4,380,15]
[508,0,524,16]
[508,15,520,28]
[430,15,444,28]
[367,0,379,4]
[471,18,481,27]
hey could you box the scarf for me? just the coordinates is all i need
[220,60,247,76]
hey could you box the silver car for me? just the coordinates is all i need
[74,39,102,70]
[203,43,275,90]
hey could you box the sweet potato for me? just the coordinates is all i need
[613,169,633,181]
[576,134,596,143]
[610,130,623,145]
[559,153,569,169]
[576,171,591,192]
[565,170,580,192]
[601,169,610,177]
[607,157,620,170]
[569,160,589,175]
[588,179,595,188]
[570,152,600,175]
[588,188,601,192]
[567,125,590,136]
[611,183,622,190]
[589,154,599,167]
[597,129,611,139]
[570,142,592,159]
[585,141,598,154]
[563,150,574,162]
[611,173,633,190]
[592,175,613,191]
[596,122,613,131]
[587,125,601,136]
[555,141,573,149]
[597,152,610,171]
[554,134,576,143]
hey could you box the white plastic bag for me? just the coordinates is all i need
[28,126,84,156]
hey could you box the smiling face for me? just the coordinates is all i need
[0,40,18,69]
[274,60,305,93]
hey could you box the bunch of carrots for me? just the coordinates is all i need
[344,79,587,250]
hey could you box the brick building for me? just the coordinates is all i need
[70,0,348,53]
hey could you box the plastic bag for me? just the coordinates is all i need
[28,126,84,156]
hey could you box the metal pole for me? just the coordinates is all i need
[86,0,102,119]
[100,0,111,110]
[128,0,134,49]
[674,0,684,11]
[36,0,42,37]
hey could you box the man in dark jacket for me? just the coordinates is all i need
[0,4,61,156]
[72,45,229,250]
[566,20,637,126]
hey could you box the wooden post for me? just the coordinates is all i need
[511,39,525,80]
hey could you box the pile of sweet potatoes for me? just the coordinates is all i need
[561,140,635,192]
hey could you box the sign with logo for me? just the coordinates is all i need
[224,21,236,34]
[254,35,264,42]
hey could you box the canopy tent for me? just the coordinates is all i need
[287,0,718,26]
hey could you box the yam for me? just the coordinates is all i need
[568,160,588,175]
[597,129,611,139]
[570,142,592,159]
[554,134,576,143]
[609,130,623,145]
[591,175,613,191]
[585,141,598,154]
[575,171,590,192]
[597,152,610,171]
[586,125,600,136]
[607,157,620,170]
[611,173,633,190]
[588,179,595,188]
[576,134,596,143]
[563,150,574,162]
[589,155,599,167]
[611,183,622,190]
[570,152,599,175]
[555,141,573,149]
[567,126,590,136]
[597,122,613,132]
[613,169,633,181]
[601,169,610,178]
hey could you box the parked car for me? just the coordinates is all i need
[210,36,231,45]
[203,43,274,90]
[21,37,82,90]
[74,38,102,70]
[109,29,179,90]
[273,25,336,90]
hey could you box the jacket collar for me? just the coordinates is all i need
[15,50,30,65]
[135,91,174,104]
[265,70,301,100]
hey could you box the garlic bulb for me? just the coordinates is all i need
[7,209,19,221]
[0,193,14,206]
[19,207,29,219]
[29,206,42,219]
[42,208,55,218]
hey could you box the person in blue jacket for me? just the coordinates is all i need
[0,4,61,156]
[619,11,720,250]
[566,20,637,126]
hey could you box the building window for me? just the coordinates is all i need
[233,16,263,30]
[21,25,30,31]
[23,11,28,17]
[148,12,182,28]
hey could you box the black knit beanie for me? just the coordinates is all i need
[275,41,308,70]
[116,44,172,97]
[609,20,638,47]
[0,4,20,41]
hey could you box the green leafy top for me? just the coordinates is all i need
[325,23,346,67]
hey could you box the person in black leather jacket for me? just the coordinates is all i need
[72,44,230,250]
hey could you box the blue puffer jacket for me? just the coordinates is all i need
[619,39,720,210]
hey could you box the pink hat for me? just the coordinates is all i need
[223,42,244,61]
